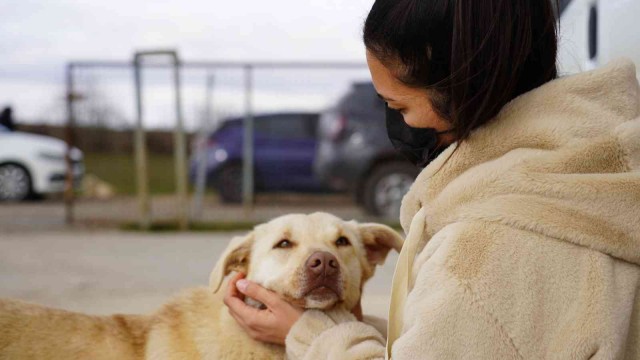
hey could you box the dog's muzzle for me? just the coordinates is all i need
[302,251,343,298]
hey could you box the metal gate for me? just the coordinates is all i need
[63,51,367,229]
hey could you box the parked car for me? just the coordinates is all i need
[314,82,419,218]
[190,112,325,203]
[557,0,640,77]
[0,124,84,201]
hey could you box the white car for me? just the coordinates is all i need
[558,0,640,77]
[0,125,84,201]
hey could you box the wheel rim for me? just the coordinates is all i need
[373,173,414,218]
[0,165,30,200]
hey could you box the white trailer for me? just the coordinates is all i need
[558,0,640,76]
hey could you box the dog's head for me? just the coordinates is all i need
[210,212,403,311]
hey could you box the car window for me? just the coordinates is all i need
[255,114,318,139]
[218,119,242,132]
[558,0,573,16]
[340,82,384,114]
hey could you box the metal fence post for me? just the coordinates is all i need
[133,50,189,231]
[133,55,151,230]
[172,54,189,231]
[64,63,76,225]
[242,65,255,210]
[192,74,215,220]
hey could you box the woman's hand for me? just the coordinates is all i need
[224,273,303,345]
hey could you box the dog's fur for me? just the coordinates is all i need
[0,212,402,359]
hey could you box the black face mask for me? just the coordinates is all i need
[385,104,452,168]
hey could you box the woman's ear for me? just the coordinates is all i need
[209,232,255,293]
[358,223,404,266]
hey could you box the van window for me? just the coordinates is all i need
[256,114,318,139]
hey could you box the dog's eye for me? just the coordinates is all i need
[274,239,293,249]
[335,236,351,247]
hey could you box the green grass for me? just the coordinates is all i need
[120,220,402,233]
[120,220,258,232]
[83,152,178,195]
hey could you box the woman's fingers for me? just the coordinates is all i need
[226,292,264,324]
[224,272,256,327]
[236,279,281,309]
[224,276,303,345]
[224,274,242,308]
[225,275,267,325]
[226,296,282,343]
[226,272,246,299]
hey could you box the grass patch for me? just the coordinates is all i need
[84,152,178,195]
[121,220,258,232]
[121,220,402,233]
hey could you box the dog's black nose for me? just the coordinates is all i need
[306,251,339,277]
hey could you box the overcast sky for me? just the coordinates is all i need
[0,0,375,129]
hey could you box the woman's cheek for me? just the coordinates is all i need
[404,113,433,128]
[403,113,423,128]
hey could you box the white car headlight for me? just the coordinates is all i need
[214,149,228,163]
[70,147,83,161]
[38,152,66,162]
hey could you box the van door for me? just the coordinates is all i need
[254,114,321,192]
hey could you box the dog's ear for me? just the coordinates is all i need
[358,223,404,266]
[209,232,255,293]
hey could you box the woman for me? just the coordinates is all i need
[225,0,640,358]
[0,107,15,132]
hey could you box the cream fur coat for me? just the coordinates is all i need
[285,59,640,359]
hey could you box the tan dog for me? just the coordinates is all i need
[0,212,403,359]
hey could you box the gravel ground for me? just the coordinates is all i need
[0,230,396,319]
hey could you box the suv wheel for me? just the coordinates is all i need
[362,162,418,218]
[217,164,243,203]
[0,164,32,201]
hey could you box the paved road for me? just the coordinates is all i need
[0,230,396,319]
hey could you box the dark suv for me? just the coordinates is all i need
[314,82,419,218]
[190,112,325,202]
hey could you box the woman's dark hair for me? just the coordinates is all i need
[364,0,559,143]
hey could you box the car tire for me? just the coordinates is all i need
[217,164,243,203]
[362,162,418,218]
[0,163,33,202]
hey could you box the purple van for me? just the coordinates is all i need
[189,112,326,202]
